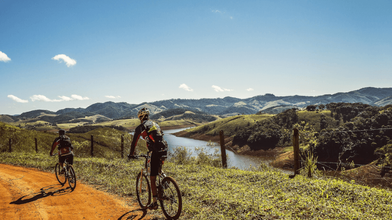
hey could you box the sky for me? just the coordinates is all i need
[1,0,392,115]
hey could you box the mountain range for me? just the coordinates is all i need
[2,87,392,123]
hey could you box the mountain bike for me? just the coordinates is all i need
[132,152,182,220]
[54,159,76,191]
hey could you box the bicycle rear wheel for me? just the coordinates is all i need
[55,163,66,185]
[159,176,182,219]
[136,171,151,209]
[67,166,77,190]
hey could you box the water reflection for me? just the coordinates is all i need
[162,128,265,170]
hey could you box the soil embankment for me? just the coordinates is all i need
[0,164,153,220]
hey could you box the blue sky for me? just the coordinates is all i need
[1,0,392,115]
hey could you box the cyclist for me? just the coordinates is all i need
[50,129,74,174]
[128,107,168,210]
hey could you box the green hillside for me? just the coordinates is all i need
[0,122,145,158]
[184,113,274,137]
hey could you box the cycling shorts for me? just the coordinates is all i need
[150,151,164,176]
[59,154,74,165]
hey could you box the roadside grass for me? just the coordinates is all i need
[1,150,391,219]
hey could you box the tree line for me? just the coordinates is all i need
[232,103,392,170]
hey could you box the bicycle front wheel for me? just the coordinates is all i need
[67,166,77,190]
[159,176,182,220]
[136,171,151,209]
[55,163,66,185]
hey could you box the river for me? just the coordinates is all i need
[162,128,266,170]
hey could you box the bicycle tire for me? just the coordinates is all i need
[159,176,182,220]
[55,163,66,185]
[68,166,77,190]
[136,171,151,209]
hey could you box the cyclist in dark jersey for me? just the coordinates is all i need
[128,107,168,210]
[50,129,74,174]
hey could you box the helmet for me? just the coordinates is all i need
[59,129,66,135]
[137,107,150,121]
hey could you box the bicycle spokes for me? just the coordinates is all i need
[136,172,151,209]
[159,177,182,219]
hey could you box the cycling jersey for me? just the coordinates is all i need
[129,119,168,176]
[50,135,74,157]
[129,119,167,154]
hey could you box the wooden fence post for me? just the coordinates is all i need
[121,134,124,158]
[35,138,38,153]
[219,130,227,168]
[9,138,12,152]
[91,135,94,157]
[293,128,300,175]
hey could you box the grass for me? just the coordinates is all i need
[185,114,274,137]
[1,150,391,219]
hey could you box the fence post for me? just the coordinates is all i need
[121,134,124,158]
[219,130,227,168]
[293,128,300,175]
[35,138,38,153]
[9,138,12,152]
[91,135,94,157]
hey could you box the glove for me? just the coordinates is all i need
[128,154,137,160]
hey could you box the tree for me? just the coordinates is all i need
[306,105,317,111]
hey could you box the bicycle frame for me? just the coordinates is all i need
[134,152,182,219]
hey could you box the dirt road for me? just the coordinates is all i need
[0,164,153,220]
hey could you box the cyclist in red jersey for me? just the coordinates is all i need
[50,129,74,174]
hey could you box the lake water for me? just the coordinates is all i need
[162,128,266,170]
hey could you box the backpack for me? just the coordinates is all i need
[144,120,168,155]
[58,135,73,155]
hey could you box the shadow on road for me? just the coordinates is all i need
[118,209,148,220]
[10,184,72,205]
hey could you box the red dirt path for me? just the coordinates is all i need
[0,164,154,220]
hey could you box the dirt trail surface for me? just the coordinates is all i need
[0,164,152,220]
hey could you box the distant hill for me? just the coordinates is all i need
[2,87,392,124]
[150,108,219,123]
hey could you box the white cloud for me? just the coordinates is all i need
[71,94,89,100]
[105,95,121,99]
[0,51,11,62]
[58,96,73,101]
[30,95,60,102]
[179,84,193,92]
[246,88,254,91]
[52,54,77,67]
[212,85,232,92]
[7,95,28,103]
[211,9,233,19]
[30,94,89,102]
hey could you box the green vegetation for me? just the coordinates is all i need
[0,122,144,158]
[185,114,274,137]
[1,121,392,219]
[0,150,391,219]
